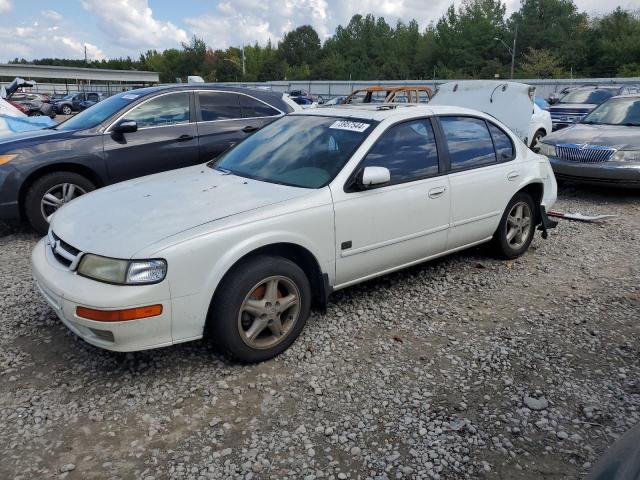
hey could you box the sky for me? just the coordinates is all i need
[0,0,638,62]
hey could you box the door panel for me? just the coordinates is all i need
[103,91,199,183]
[332,178,450,286]
[439,116,517,249]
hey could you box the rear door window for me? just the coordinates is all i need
[239,95,280,118]
[440,116,497,171]
[198,91,242,121]
[487,123,515,161]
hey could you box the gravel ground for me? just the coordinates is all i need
[1,183,638,480]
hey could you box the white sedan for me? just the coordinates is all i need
[32,104,557,362]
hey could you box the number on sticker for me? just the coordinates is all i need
[329,120,370,133]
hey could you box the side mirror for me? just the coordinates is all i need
[548,96,560,105]
[360,166,390,188]
[111,120,138,134]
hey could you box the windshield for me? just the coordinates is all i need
[582,97,640,126]
[55,92,138,131]
[560,89,615,105]
[212,115,374,188]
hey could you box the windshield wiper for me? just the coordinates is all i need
[623,122,640,127]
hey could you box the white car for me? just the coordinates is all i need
[32,103,557,362]
[528,102,552,150]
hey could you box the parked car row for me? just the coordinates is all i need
[29,82,558,362]
[2,79,636,364]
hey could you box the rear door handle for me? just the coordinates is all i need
[176,134,194,142]
[507,171,520,181]
[242,125,259,133]
[428,186,447,199]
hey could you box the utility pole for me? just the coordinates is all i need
[494,23,517,80]
[242,46,246,77]
[84,45,88,64]
[510,23,517,80]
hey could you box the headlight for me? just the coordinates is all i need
[0,154,17,166]
[77,254,167,285]
[537,142,556,157]
[612,150,640,162]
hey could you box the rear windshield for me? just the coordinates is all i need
[560,89,615,105]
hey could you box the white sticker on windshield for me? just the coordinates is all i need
[329,120,370,133]
[122,94,139,100]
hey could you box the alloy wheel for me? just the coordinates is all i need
[40,183,87,222]
[237,276,301,350]
[506,201,533,250]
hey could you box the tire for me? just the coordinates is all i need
[24,172,95,235]
[61,105,72,115]
[207,255,311,363]
[492,192,536,259]
[530,129,545,152]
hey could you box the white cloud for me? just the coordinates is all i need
[0,23,105,62]
[41,10,63,22]
[81,0,189,52]
[0,0,11,13]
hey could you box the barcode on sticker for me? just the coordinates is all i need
[329,120,370,132]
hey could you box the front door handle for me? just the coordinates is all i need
[176,134,194,142]
[428,186,447,199]
[242,125,259,133]
[507,171,520,181]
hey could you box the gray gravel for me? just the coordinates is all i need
[1,184,639,479]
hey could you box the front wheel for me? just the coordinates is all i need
[207,255,311,363]
[492,192,536,259]
[61,105,72,115]
[24,172,95,235]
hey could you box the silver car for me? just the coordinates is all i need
[538,94,640,187]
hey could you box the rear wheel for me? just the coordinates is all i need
[24,172,95,235]
[61,105,72,115]
[492,192,536,259]
[207,255,311,363]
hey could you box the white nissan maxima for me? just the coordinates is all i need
[32,104,557,362]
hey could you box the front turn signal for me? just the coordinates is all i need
[0,154,17,166]
[76,304,163,322]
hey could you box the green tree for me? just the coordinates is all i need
[509,0,589,75]
[520,48,562,78]
[279,25,321,67]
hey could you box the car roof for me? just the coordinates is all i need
[132,84,292,112]
[290,103,484,122]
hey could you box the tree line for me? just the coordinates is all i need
[10,0,640,82]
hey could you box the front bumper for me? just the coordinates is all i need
[31,237,174,352]
[549,156,640,187]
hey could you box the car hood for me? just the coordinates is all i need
[549,103,597,112]
[543,123,640,150]
[50,165,312,258]
[0,127,77,149]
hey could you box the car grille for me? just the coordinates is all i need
[555,144,616,163]
[48,231,82,269]
[550,108,590,125]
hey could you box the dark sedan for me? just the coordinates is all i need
[0,85,295,233]
[548,85,639,131]
[538,94,640,187]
